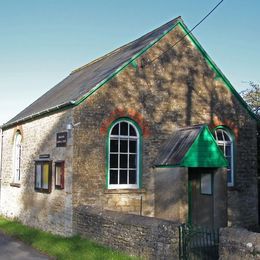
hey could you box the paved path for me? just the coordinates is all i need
[0,231,50,260]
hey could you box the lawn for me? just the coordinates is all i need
[0,216,138,260]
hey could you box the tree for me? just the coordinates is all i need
[240,81,260,117]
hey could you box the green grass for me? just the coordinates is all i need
[0,216,138,260]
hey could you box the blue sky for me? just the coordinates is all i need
[0,0,259,125]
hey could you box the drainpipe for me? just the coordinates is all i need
[0,129,3,210]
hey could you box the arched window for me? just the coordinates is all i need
[13,131,22,183]
[108,119,141,189]
[214,128,234,186]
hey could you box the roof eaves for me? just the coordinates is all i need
[1,101,75,130]
[2,17,183,129]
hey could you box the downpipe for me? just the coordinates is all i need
[0,129,3,210]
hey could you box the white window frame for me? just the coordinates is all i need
[108,120,140,189]
[13,131,22,183]
[214,128,234,187]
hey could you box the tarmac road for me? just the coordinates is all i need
[0,231,50,260]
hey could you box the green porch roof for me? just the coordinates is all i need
[155,125,228,168]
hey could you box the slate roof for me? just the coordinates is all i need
[155,125,204,166]
[4,16,182,127]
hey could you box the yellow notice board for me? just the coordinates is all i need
[43,163,49,189]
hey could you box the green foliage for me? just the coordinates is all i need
[0,216,138,260]
[240,81,260,117]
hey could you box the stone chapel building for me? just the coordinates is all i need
[0,17,258,235]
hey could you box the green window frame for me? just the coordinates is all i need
[106,118,142,189]
[214,127,235,187]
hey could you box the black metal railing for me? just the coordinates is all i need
[179,223,219,260]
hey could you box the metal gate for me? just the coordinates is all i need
[179,224,219,260]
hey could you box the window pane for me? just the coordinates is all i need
[226,157,232,169]
[110,170,118,184]
[120,140,128,153]
[120,122,128,135]
[110,154,118,168]
[223,131,230,141]
[110,140,118,152]
[36,164,42,188]
[226,145,231,157]
[111,124,119,135]
[42,163,49,189]
[227,169,232,183]
[129,125,137,136]
[129,170,137,184]
[129,154,136,168]
[216,130,223,141]
[120,154,127,168]
[129,140,136,153]
[119,170,127,184]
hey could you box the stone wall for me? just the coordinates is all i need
[74,206,180,259]
[1,110,73,236]
[219,227,260,259]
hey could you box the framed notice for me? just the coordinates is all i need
[200,173,212,195]
[56,132,67,147]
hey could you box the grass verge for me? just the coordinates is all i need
[0,216,138,260]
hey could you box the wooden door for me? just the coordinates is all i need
[188,168,214,228]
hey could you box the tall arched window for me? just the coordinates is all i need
[214,128,234,187]
[108,119,141,189]
[13,131,22,183]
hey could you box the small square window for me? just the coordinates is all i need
[55,161,65,189]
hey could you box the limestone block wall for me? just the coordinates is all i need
[1,110,73,236]
[72,24,258,227]
[74,206,180,259]
[219,227,260,259]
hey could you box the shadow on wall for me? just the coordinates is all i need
[98,35,256,225]
[16,110,73,235]
[10,27,257,235]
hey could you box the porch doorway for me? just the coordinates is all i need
[188,168,214,229]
